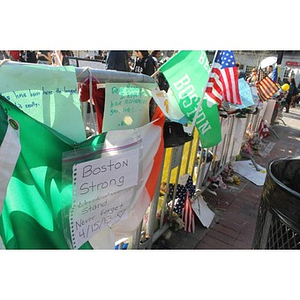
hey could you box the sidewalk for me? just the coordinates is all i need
[152,106,300,249]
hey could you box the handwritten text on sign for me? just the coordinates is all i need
[70,147,140,248]
[0,64,86,142]
[102,83,151,132]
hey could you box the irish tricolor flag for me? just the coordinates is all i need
[0,95,164,249]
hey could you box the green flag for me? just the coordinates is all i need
[0,95,165,249]
[160,51,221,148]
[0,95,99,249]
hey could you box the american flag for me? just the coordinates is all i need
[256,68,280,101]
[182,192,195,233]
[258,119,270,140]
[206,50,242,106]
[169,175,195,215]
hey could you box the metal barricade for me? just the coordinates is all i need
[132,107,265,249]
[79,72,265,249]
[132,114,242,249]
[0,61,270,250]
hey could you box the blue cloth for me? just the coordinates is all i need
[236,78,255,108]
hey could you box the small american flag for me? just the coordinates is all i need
[206,50,242,106]
[169,175,195,215]
[182,192,195,233]
[258,119,270,140]
[256,68,279,101]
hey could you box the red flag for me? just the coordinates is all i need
[206,50,242,106]
[182,192,195,233]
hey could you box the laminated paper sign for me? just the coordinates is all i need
[70,146,140,249]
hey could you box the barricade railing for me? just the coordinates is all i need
[1,61,267,249]
[75,68,266,250]
[131,104,263,249]
[129,110,264,249]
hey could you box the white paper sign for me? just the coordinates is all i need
[70,147,140,248]
[74,149,139,199]
[232,160,266,186]
[192,194,215,228]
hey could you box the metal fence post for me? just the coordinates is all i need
[143,150,166,249]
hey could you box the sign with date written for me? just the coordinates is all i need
[70,146,140,249]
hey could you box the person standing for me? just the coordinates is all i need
[133,50,156,76]
[106,50,130,71]
[52,50,74,66]
[0,51,10,60]
[285,77,297,113]
[247,68,258,83]
[7,51,20,61]
[267,65,273,75]
[20,51,37,63]
[132,50,157,120]
[37,50,52,64]
[150,50,162,70]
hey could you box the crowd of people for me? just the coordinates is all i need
[243,64,300,113]
[0,50,170,74]
[0,50,75,65]
[0,50,171,90]
[105,50,169,75]
[2,50,299,112]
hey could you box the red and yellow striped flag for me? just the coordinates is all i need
[256,68,280,101]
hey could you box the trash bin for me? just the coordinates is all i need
[252,157,300,249]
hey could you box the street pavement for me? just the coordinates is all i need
[152,106,300,249]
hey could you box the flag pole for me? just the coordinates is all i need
[184,50,219,135]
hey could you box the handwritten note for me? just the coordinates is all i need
[70,146,140,248]
[102,83,151,132]
[0,63,86,142]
